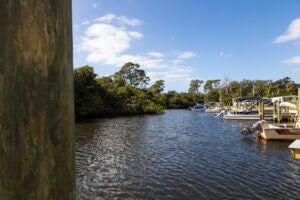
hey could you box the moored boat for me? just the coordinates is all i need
[189,104,206,111]
[205,106,221,113]
[223,113,259,120]
[242,120,300,141]
[218,109,259,120]
[205,102,221,113]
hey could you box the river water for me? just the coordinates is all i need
[75,110,300,199]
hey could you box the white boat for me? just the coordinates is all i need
[242,120,300,141]
[216,109,259,120]
[205,102,221,113]
[223,113,259,120]
[219,97,260,120]
[279,101,297,121]
[205,106,221,113]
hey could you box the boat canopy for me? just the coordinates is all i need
[280,102,296,108]
[232,96,261,103]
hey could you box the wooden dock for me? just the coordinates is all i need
[289,140,300,159]
[258,102,297,123]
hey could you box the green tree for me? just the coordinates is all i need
[204,80,213,93]
[149,80,165,95]
[74,66,103,118]
[188,79,204,93]
[114,62,150,88]
[227,80,241,97]
[204,79,220,93]
[239,79,253,96]
[205,90,220,103]
[286,81,296,95]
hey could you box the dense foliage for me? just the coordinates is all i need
[74,63,164,119]
[74,63,297,119]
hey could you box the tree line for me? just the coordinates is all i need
[74,62,297,119]
[74,62,165,119]
[188,77,297,106]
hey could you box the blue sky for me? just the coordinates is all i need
[72,0,300,92]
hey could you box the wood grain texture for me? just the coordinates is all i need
[0,0,76,199]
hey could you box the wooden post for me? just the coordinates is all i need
[258,101,263,120]
[278,100,282,123]
[0,1,76,199]
[296,86,300,128]
[261,102,264,120]
[273,100,277,123]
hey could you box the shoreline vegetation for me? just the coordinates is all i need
[75,62,297,120]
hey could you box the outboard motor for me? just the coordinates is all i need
[241,120,263,135]
[241,126,255,135]
[215,110,226,118]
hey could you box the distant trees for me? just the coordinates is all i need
[74,62,164,119]
[149,80,165,96]
[74,62,298,119]
[203,79,221,102]
[114,62,150,88]
[74,66,104,118]
[188,79,203,93]
[216,77,297,105]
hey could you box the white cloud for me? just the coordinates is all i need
[92,4,98,8]
[128,31,143,39]
[178,51,197,59]
[77,14,195,89]
[148,51,164,58]
[218,51,231,57]
[172,59,182,64]
[148,67,192,82]
[79,22,145,65]
[81,20,90,25]
[281,55,300,64]
[95,14,143,26]
[273,18,300,43]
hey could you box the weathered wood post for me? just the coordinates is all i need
[258,101,263,120]
[296,86,300,128]
[0,0,76,199]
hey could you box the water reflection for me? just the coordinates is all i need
[75,110,300,199]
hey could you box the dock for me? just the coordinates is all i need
[258,102,297,123]
[288,140,300,159]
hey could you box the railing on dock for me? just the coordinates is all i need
[258,101,297,123]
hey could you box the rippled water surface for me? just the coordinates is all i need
[75,110,300,199]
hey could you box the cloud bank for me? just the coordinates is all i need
[274,18,300,67]
[281,56,300,65]
[273,18,300,43]
[77,14,197,89]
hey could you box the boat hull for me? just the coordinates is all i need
[205,109,221,113]
[259,127,300,141]
[223,114,259,120]
[190,108,205,112]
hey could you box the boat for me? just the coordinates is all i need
[189,104,206,112]
[205,102,221,113]
[216,108,259,120]
[241,120,300,141]
[217,97,260,120]
[278,101,297,122]
[222,112,259,120]
[205,106,221,113]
